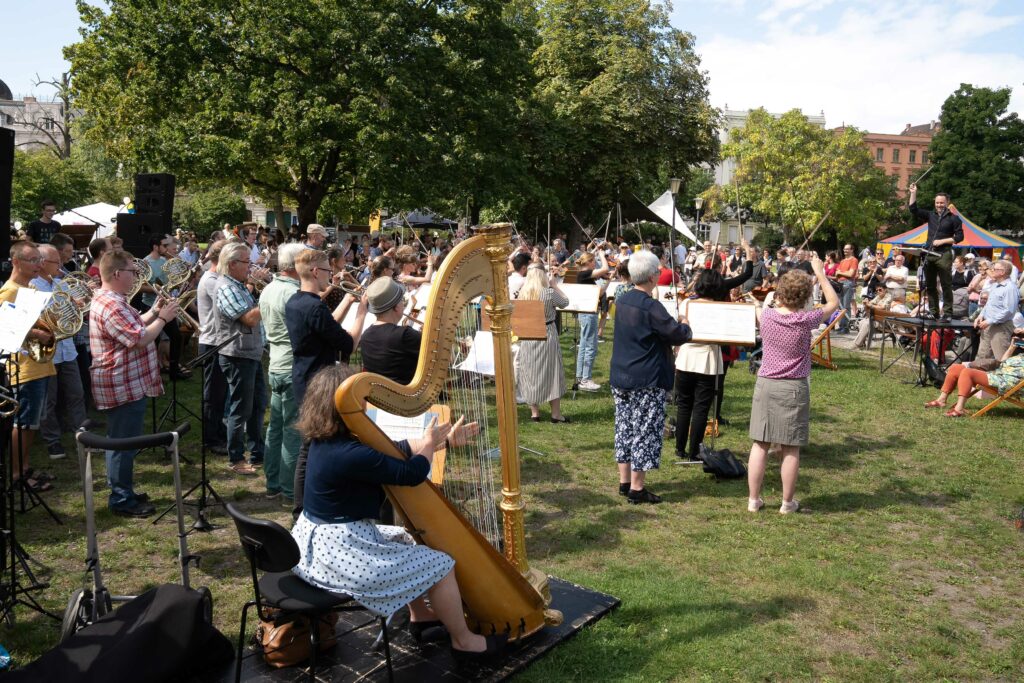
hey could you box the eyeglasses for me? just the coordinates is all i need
[311,266,331,275]
[43,259,61,265]
[233,259,251,265]
[116,268,141,276]
[16,256,42,264]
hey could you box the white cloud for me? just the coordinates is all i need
[690,0,1024,133]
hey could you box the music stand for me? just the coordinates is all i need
[154,333,237,531]
[0,355,60,624]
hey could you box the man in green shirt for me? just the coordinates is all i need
[257,243,305,502]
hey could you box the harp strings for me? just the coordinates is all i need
[440,300,502,550]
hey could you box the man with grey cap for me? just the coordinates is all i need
[304,224,327,250]
[360,277,422,385]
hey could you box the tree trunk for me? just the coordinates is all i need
[273,196,286,233]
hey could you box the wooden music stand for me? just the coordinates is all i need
[480,299,547,340]
[811,310,845,370]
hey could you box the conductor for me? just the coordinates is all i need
[908,183,964,321]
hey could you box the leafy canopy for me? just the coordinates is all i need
[919,84,1024,231]
[722,109,900,247]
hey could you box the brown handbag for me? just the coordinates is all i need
[254,610,339,668]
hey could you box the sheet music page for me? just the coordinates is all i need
[559,284,600,313]
[685,300,757,345]
[367,408,439,442]
[341,305,376,334]
[454,330,495,376]
[606,281,625,300]
[410,283,432,311]
[0,290,52,354]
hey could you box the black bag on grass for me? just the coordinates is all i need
[698,444,747,480]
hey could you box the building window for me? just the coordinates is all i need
[922,151,928,164]
[876,148,884,162]
[892,148,900,163]
[909,150,916,164]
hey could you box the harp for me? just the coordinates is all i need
[334,223,562,640]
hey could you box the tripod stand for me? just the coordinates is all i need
[0,357,60,624]
[154,335,235,531]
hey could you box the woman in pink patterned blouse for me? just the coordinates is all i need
[747,254,839,514]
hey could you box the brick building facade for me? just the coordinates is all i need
[834,120,939,197]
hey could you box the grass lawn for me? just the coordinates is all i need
[4,328,1024,681]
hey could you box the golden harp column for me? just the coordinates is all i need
[478,223,557,612]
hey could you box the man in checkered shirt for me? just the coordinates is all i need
[89,250,180,517]
[215,242,267,476]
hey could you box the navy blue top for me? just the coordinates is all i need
[303,435,429,522]
[285,291,354,406]
[610,288,692,391]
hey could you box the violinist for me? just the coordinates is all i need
[575,249,612,391]
[394,244,434,290]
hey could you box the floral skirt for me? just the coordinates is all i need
[612,386,667,472]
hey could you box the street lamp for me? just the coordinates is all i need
[694,196,704,242]
[667,178,682,305]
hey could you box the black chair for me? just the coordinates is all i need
[224,503,394,682]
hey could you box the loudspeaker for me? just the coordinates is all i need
[116,212,167,258]
[0,127,12,281]
[134,173,176,217]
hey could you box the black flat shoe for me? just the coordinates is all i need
[530,416,541,422]
[451,633,508,667]
[627,488,662,505]
[409,619,446,643]
[550,416,571,424]
[618,482,630,496]
[717,417,731,426]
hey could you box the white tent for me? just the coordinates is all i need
[647,191,697,242]
[51,202,120,240]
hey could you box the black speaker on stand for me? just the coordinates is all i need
[117,173,176,258]
[1,127,13,282]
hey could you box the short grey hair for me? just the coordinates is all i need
[277,243,305,273]
[628,250,661,285]
[218,242,250,275]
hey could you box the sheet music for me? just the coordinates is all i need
[606,281,626,300]
[454,331,495,376]
[684,300,757,345]
[341,304,377,334]
[559,283,600,313]
[367,407,439,442]
[0,290,52,354]
[410,283,432,311]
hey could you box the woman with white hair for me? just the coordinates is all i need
[515,264,570,422]
[609,250,692,504]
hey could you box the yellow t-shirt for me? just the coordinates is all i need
[0,280,57,384]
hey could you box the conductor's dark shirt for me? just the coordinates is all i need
[285,291,354,406]
[909,203,964,250]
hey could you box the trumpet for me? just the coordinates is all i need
[153,283,201,331]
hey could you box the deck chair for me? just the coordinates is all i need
[971,376,1024,418]
[865,309,905,350]
[811,310,845,370]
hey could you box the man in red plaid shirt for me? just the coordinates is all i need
[89,250,179,517]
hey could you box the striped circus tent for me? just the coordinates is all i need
[879,204,1022,267]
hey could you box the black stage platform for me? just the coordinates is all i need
[202,577,619,682]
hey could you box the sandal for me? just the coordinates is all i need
[226,462,258,476]
[924,399,946,408]
[945,408,966,418]
[25,468,56,482]
[23,478,53,493]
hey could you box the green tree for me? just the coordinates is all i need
[173,187,249,239]
[723,109,900,246]
[918,84,1024,231]
[523,0,719,242]
[10,150,95,226]
[67,0,531,227]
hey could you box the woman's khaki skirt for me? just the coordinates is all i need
[748,376,811,447]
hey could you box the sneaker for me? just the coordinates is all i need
[627,488,662,505]
[779,500,801,514]
[111,500,156,518]
[578,379,602,392]
[265,489,282,500]
[747,497,765,513]
[47,444,66,460]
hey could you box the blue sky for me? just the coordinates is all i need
[2,0,1022,134]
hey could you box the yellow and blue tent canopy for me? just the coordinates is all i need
[878,204,1022,267]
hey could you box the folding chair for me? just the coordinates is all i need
[971,377,1024,418]
[879,316,919,375]
[811,310,845,370]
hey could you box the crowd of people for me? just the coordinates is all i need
[4,187,1024,665]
